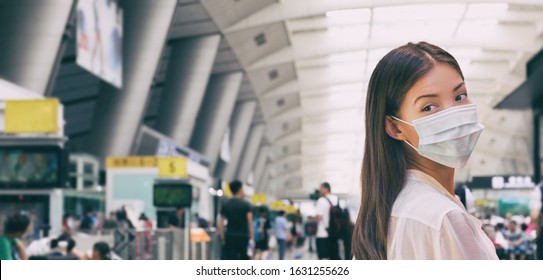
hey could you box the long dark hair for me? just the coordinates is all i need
[352,42,464,260]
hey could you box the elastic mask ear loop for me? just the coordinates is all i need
[389,115,419,152]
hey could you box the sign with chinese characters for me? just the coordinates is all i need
[106,156,158,168]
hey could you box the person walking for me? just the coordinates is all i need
[315,182,340,260]
[218,180,254,260]
[273,210,290,260]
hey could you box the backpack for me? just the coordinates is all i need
[305,220,317,236]
[324,197,349,240]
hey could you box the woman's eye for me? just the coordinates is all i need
[422,105,434,112]
[455,93,467,102]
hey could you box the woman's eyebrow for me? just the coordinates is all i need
[453,82,465,92]
[414,94,439,104]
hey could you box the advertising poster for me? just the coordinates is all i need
[76,0,123,88]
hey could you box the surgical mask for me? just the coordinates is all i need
[390,104,484,168]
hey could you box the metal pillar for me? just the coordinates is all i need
[257,164,272,193]
[155,35,221,147]
[85,0,177,161]
[221,101,257,182]
[253,145,271,188]
[190,72,243,170]
[0,0,73,94]
[236,124,265,183]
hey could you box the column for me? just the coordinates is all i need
[85,0,177,161]
[221,101,257,181]
[155,35,221,147]
[190,72,243,170]
[253,145,270,189]
[236,124,265,183]
[256,164,271,193]
[0,0,73,94]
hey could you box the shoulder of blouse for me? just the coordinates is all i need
[391,175,462,230]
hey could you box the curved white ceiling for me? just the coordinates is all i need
[201,0,543,197]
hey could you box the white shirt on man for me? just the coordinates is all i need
[316,194,339,238]
[387,169,498,259]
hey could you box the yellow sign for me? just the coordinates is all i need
[5,99,59,133]
[285,205,298,214]
[106,156,158,168]
[251,193,267,205]
[270,200,286,210]
[190,228,211,243]
[158,157,187,177]
[222,182,232,197]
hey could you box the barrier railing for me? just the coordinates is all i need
[71,227,220,260]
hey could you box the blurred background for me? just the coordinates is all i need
[0,0,541,260]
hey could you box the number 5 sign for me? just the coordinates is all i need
[158,157,188,178]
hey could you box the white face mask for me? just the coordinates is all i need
[390,104,484,168]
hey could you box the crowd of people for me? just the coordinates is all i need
[0,181,358,261]
[2,180,540,260]
[217,180,354,260]
[482,215,538,260]
[0,213,112,260]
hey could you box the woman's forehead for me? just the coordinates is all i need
[406,64,464,98]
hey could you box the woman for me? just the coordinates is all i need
[254,208,271,260]
[352,42,497,260]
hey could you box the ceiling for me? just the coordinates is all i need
[51,0,263,149]
[47,0,543,198]
[199,0,543,196]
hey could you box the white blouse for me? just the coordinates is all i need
[387,169,498,260]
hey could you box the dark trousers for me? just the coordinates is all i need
[316,237,341,260]
[343,237,352,260]
[277,239,286,260]
[222,235,249,260]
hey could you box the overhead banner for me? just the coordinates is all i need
[76,0,123,88]
[4,99,59,133]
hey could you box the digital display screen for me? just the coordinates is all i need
[153,183,192,208]
[498,197,530,216]
[0,146,63,187]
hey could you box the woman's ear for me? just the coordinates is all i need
[385,116,406,141]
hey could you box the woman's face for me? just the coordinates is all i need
[388,63,470,148]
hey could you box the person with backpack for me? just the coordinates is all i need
[315,182,341,260]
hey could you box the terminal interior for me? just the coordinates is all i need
[0,0,542,260]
